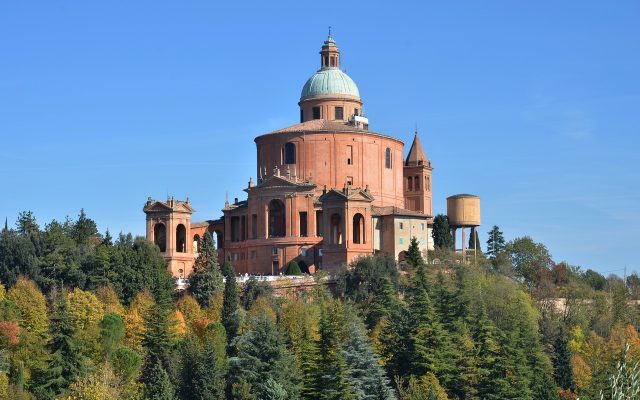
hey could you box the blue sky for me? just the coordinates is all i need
[1,1,639,275]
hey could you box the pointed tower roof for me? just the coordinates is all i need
[405,131,429,166]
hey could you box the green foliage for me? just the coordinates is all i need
[189,232,223,308]
[553,329,576,391]
[286,261,302,276]
[431,215,453,249]
[341,312,395,400]
[507,236,552,281]
[599,344,640,400]
[230,313,300,399]
[468,228,481,251]
[405,237,423,268]
[32,289,85,399]
[341,254,398,328]
[144,360,175,400]
[99,313,124,359]
[241,277,274,310]
[485,225,505,259]
[221,261,241,343]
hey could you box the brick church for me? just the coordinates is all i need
[144,34,435,278]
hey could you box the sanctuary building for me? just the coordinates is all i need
[144,34,436,278]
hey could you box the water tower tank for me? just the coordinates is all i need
[447,194,480,227]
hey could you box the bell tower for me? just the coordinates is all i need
[143,196,195,279]
[403,132,433,216]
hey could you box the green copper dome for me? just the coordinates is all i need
[300,68,360,101]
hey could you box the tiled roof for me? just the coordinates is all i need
[265,119,368,135]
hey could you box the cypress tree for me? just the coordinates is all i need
[189,231,223,308]
[285,261,302,275]
[405,237,423,268]
[221,261,241,344]
[431,215,453,249]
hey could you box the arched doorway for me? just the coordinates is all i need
[154,223,166,252]
[352,213,365,244]
[268,199,286,237]
[176,224,186,253]
[330,213,342,245]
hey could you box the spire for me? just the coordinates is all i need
[405,131,429,166]
[3,217,7,232]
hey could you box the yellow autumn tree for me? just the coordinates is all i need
[64,363,142,400]
[6,278,48,339]
[203,291,224,322]
[175,294,203,333]
[124,290,155,350]
[0,282,6,301]
[94,286,125,316]
[68,288,105,360]
[171,310,187,337]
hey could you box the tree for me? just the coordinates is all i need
[468,229,481,252]
[583,269,606,291]
[99,313,125,360]
[32,289,86,399]
[506,236,553,286]
[341,254,399,328]
[285,261,302,276]
[191,327,227,400]
[431,215,453,249]
[599,344,640,400]
[229,312,300,399]
[221,261,241,343]
[405,237,423,268]
[70,209,98,245]
[144,360,175,400]
[316,300,350,400]
[485,226,505,259]
[341,313,395,400]
[188,232,223,308]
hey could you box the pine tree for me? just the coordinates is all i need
[221,261,241,343]
[229,313,300,399]
[298,322,321,399]
[486,225,505,259]
[379,303,413,379]
[144,360,175,400]
[408,265,452,383]
[316,301,350,400]
[431,215,453,249]
[140,305,177,397]
[341,315,395,400]
[553,329,575,391]
[192,335,227,400]
[189,232,223,308]
[32,289,86,399]
[405,237,423,268]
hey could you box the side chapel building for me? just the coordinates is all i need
[144,34,435,278]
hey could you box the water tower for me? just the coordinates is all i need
[446,194,481,263]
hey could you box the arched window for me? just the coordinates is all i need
[193,234,200,253]
[282,142,296,164]
[330,213,342,245]
[268,199,286,237]
[176,224,186,253]
[154,223,166,252]
[407,177,413,191]
[426,176,431,190]
[353,213,365,244]
[414,175,420,190]
[385,148,392,169]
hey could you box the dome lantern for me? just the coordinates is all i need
[298,33,364,124]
